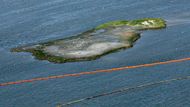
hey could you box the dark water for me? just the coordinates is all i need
[0,0,190,107]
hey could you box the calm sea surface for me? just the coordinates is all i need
[0,0,190,107]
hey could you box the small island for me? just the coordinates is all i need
[12,18,166,63]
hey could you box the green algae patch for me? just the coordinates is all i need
[95,20,129,30]
[12,18,166,63]
[126,18,166,29]
[96,18,166,30]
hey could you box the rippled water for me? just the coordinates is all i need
[0,0,190,107]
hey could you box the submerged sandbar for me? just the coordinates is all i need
[12,18,166,63]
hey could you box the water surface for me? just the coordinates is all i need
[0,0,190,107]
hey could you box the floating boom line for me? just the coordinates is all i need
[1,57,190,87]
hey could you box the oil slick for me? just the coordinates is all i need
[12,18,166,63]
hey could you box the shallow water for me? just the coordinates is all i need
[14,25,140,62]
[0,0,190,107]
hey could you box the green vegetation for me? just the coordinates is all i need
[95,20,129,30]
[127,18,166,29]
[96,18,166,30]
